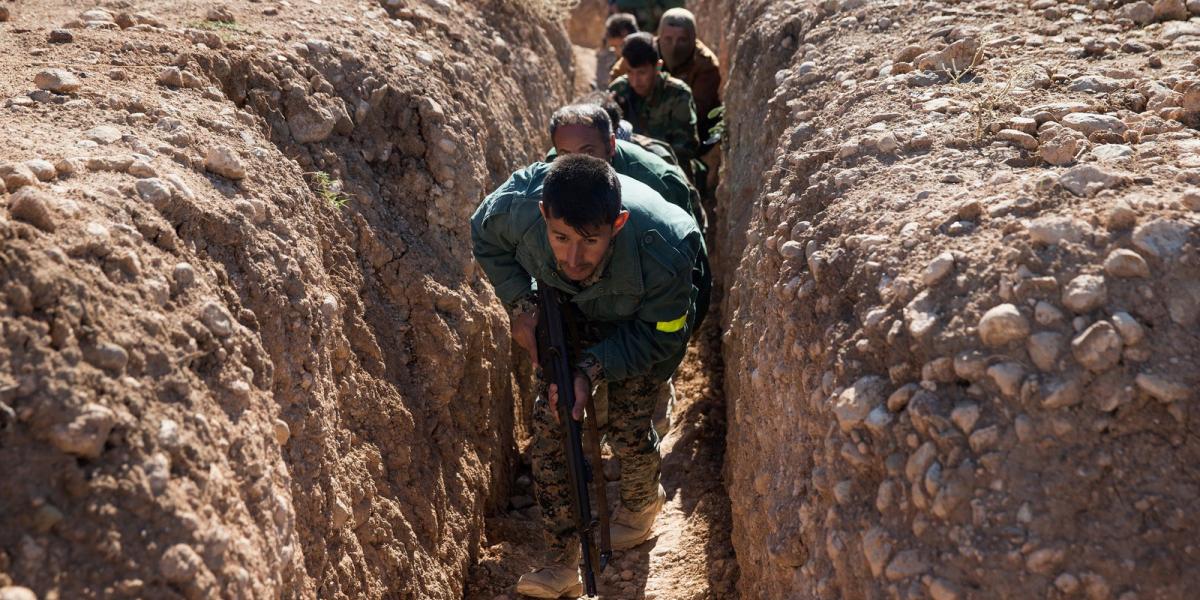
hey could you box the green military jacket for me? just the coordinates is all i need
[612,0,686,32]
[609,73,700,166]
[471,163,702,382]
[545,139,693,219]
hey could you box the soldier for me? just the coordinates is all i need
[609,8,722,144]
[608,33,700,171]
[607,0,685,33]
[471,155,702,597]
[596,13,638,90]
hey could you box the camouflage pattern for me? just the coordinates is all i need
[609,72,700,166]
[610,0,686,32]
[610,40,721,141]
[530,372,669,559]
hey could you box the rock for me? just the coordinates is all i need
[1062,275,1107,313]
[158,67,184,87]
[49,29,75,43]
[916,38,980,74]
[885,549,928,580]
[1072,322,1123,372]
[0,7,9,22]
[85,125,123,145]
[49,403,116,458]
[1136,373,1190,402]
[906,442,937,483]
[286,96,336,144]
[1103,249,1150,277]
[1120,0,1155,22]
[1027,548,1065,574]
[1042,376,1083,408]
[922,252,955,285]
[1027,332,1063,371]
[780,240,804,258]
[206,6,236,22]
[1023,101,1091,120]
[273,418,291,445]
[1061,113,1127,137]
[1035,301,1065,325]
[84,341,129,371]
[862,528,893,577]
[997,129,1038,150]
[0,588,36,600]
[173,262,196,288]
[1154,0,1189,20]
[1092,144,1133,161]
[1059,164,1128,197]
[204,146,246,180]
[988,362,1026,396]
[128,160,157,178]
[877,132,899,154]
[1056,573,1081,595]
[1131,219,1190,259]
[135,178,173,208]
[1111,312,1145,345]
[0,162,38,191]
[160,544,204,583]
[1162,20,1200,39]
[1190,0,1200,14]
[1027,216,1087,245]
[929,579,962,600]
[1038,126,1085,165]
[200,301,234,337]
[950,402,980,434]
[79,8,115,24]
[86,156,134,172]
[978,303,1030,346]
[24,159,56,182]
[34,69,81,93]
[1082,573,1111,600]
[886,383,917,412]
[9,188,57,233]
[834,376,887,432]
[1068,75,1123,94]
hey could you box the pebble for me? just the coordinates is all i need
[1103,249,1150,278]
[1027,216,1088,245]
[1120,0,1155,23]
[1059,164,1127,197]
[34,69,81,94]
[1071,322,1123,372]
[158,67,184,87]
[49,402,116,458]
[922,252,955,285]
[160,544,204,583]
[1111,312,1145,345]
[1091,144,1133,162]
[204,146,247,180]
[929,578,962,600]
[173,262,196,288]
[0,587,36,600]
[128,160,157,178]
[9,188,57,233]
[1055,573,1081,595]
[135,178,173,208]
[1062,275,1107,313]
[85,125,123,145]
[48,29,74,43]
[273,418,291,445]
[24,159,56,182]
[206,6,236,22]
[950,402,980,434]
[0,162,38,191]
[987,362,1026,396]
[1038,126,1084,166]
[0,7,9,22]
[1131,219,1190,259]
[1154,0,1190,20]
[978,303,1030,346]
[997,129,1037,150]
[1135,373,1190,402]
[1026,548,1065,574]
[834,376,887,432]
[1061,113,1127,137]
[1027,332,1063,371]
[885,549,928,580]
[200,301,234,337]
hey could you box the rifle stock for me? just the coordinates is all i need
[535,284,611,596]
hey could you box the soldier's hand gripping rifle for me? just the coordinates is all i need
[535,284,611,597]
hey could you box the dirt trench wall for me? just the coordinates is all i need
[0,1,571,598]
[714,0,1200,598]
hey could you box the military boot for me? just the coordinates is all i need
[609,483,666,550]
[515,549,583,599]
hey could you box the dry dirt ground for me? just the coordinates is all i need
[709,0,1200,598]
[0,0,575,598]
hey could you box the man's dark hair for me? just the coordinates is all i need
[620,32,659,68]
[576,91,625,127]
[543,155,622,232]
[604,13,638,39]
[549,103,612,141]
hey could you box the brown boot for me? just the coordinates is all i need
[515,551,583,599]
[609,483,666,550]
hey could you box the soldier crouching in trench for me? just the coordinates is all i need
[471,155,703,597]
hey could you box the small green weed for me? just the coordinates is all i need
[307,171,351,209]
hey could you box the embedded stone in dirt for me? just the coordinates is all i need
[9,188,58,233]
[0,588,37,600]
[1071,322,1123,372]
[1,162,38,191]
[205,146,247,180]
[85,125,123,145]
[1061,113,1127,137]
[1131,219,1191,259]
[1136,373,1190,402]
[34,68,81,93]
[834,376,888,432]
[978,303,1030,346]
[49,403,116,458]
[1062,274,1107,313]
[1058,164,1128,197]
[1103,249,1150,277]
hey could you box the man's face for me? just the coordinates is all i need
[607,35,628,51]
[627,62,660,98]
[553,124,616,161]
[657,25,695,70]
[540,205,629,282]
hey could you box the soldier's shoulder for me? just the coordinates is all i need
[480,163,548,220]
[695,40,720,70]
[609,75,631,93]
[662,75,694,97]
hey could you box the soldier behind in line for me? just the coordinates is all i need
[609,8,722,146]
[596,13,638,91]
[607,0,685,33]
[471,155,702,597]
[608,33,700,178]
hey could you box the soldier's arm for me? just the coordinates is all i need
[470,190,534,307]
[661,169,694,216]
[666,93,700,164]
[582,230,701,382]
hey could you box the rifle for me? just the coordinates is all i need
[535,284,611,596]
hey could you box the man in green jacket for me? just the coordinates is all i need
[471,155,702,597]
[608,0,686,32]
[609,32,700,170]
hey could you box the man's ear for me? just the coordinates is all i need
[612,210,631,234]
[539,201,548,220]
[608,134,618,158]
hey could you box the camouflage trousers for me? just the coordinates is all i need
[529,374,671,559]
